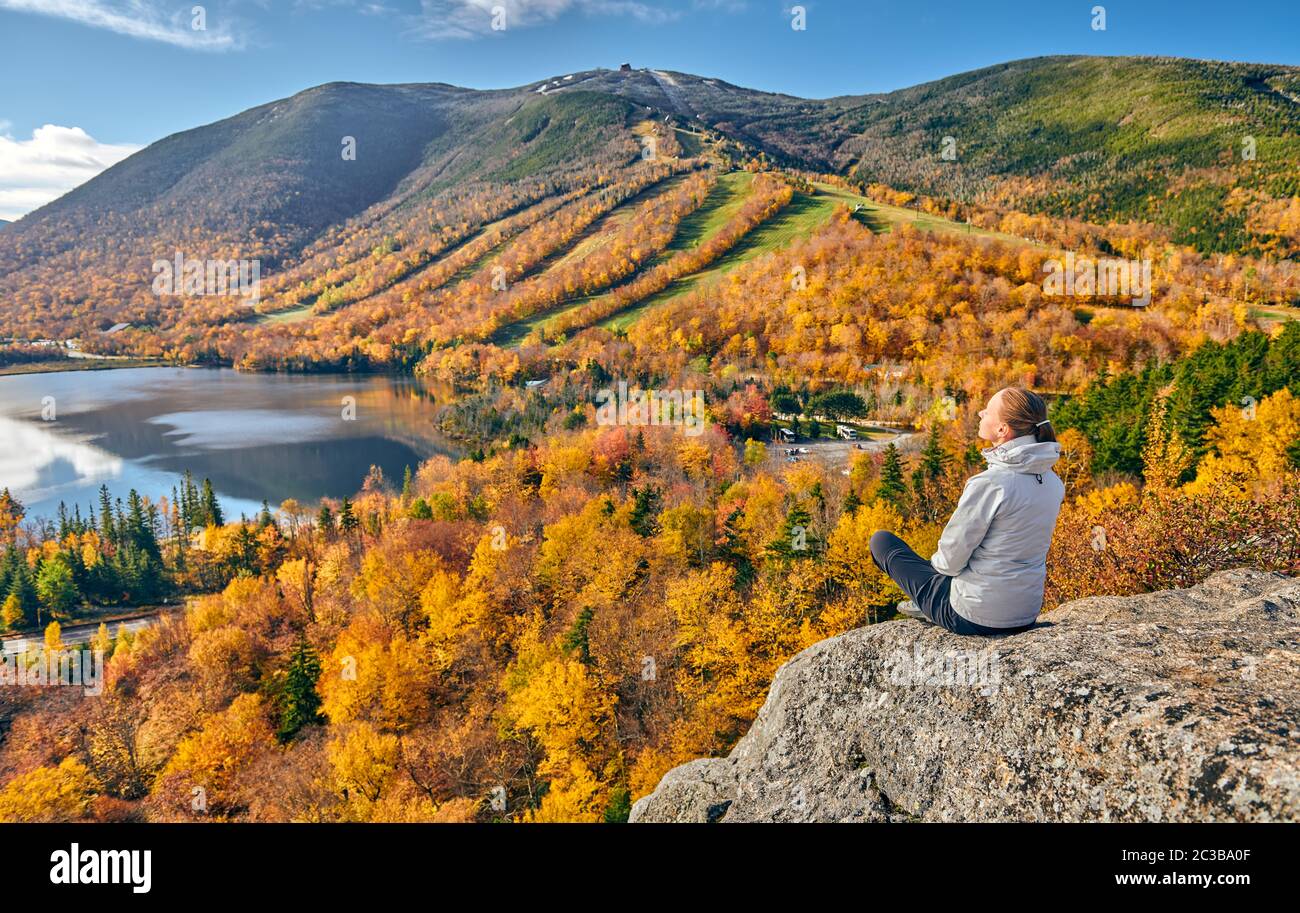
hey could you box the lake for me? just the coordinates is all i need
[0,367,461,522]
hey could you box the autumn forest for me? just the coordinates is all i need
[0,53,1298,824]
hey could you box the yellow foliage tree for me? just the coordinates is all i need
[0,757,95,822]
[163,693,276,806]
[524,757,607,823]
[1055,427,1095,495]
[502,623,616,822]
[1074,481,1140,518]
[676,440,714,481]
[327,721,401,805]
[656,503,714,566]
[352,548,444,632]
[89,622,112,658]
[1,594,23,632]
[188,625,259,700]
[825,499,906,609]
[319,613,434,731]
[44,620,62,652]
[418,568,486,671]
[1187,388,1300,496]
[1142,388,1194,489]
[664,562,778,754]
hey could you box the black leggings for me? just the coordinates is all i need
[868,531,1033,636]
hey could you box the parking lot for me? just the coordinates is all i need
[773,428,918,471]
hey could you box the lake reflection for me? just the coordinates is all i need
[0,367,461,521]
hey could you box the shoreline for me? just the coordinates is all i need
[0,357,172,377]
[0,358,423,380]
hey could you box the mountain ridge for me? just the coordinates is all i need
[9,53,1298,235]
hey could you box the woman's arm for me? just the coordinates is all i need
[930,475,1003,576]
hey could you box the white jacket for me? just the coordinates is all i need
[930,435,1065,628]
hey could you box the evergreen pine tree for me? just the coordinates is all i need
[767,502,819,561]
[629,485,661,537]
[97,485,115,543]
[7,559,38,623]
[201,479,223,527]
[842,489,862,515]
[877,443,907,510]
[228,523,259,576]
[276,637,324,741]
[124,490,162,561]
[407,498,433,520]
[717,507,755,588]
[338,498,359,535]
[919,427,949,480]
[180,470,199,531]
[910,428,951,521]
[317,502,335,536]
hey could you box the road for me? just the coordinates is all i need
[2,605,180,655]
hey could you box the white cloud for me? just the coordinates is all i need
[300,0,396,13]
[293,0,393,11]
[413,0,678,39]
[0,0,243,50]
[0,124,142,221]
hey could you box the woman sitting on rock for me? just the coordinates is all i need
[869,386,1065,636]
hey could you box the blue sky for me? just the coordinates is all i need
[1,0,1298,220]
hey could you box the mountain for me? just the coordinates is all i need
[497,57,1300,251]
[0,80,638,268]
[834,56,1300,252]
[0,55,1296,351]
[0,220,10,230]
[9,56,1299,247]
[0,79,645,344]
[630,569,1300,823]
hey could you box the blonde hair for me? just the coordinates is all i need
[999,387,1056,443]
